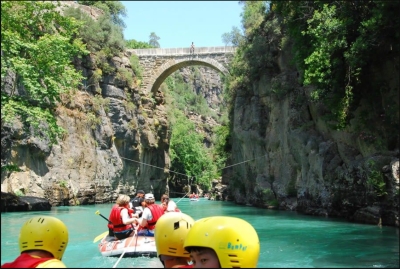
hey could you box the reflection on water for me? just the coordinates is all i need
[1,199,399,268]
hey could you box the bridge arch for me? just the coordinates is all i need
[129,46,236,95]
[148,58,229,94]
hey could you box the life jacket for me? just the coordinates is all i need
[1,253,55,268]
[141,204,164,230]
[108,205,134,232]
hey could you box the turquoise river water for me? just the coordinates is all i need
[1,199,399,268]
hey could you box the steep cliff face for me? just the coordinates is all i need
[2,1,398,227]
[178,66,224,147]
[179,66,224,111]
[0,50,226,205]
[1,51,171,205]
[226,41,399,226]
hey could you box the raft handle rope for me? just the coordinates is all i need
[113,229,138,268]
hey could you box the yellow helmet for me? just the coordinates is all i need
[155,212,195,258]
[183,216,260,268]
[19,216,69,260]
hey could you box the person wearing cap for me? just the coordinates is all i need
[1,216,69,268]
[129,190,145,217]
[134,193,164,236]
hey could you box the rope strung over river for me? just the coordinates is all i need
[120,154,268,180]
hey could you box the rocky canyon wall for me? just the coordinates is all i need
[225,40,399,226]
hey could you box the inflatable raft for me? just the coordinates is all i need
[98,232,157,258]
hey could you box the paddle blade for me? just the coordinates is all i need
[93,231,109,243]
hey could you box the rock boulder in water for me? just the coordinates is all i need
[1,192,51,212]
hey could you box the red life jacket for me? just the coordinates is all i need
[1,253,55,268]
[143,204,164,230]
[108,205,133,232]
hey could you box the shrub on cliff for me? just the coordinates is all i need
[63,6,125,56]
[1,1,88,144]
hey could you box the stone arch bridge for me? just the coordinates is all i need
[127,46,236,94]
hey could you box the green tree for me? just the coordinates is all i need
[273,0,399,132]
[149,32,160,48]
[125,39,155,49]
[225,0,278,100]
[212,124,230,173]
[241,1,267,36]
[64,7,125,55]
[169,111,217,189]
[221,26,244,46]
[77,0,127,28]
[1,1,88,144]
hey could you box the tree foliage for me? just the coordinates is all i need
[163,69,227,190]
[149,32,160,48]
[225,1,280,104]
[77,0,127,28]
[212,124,230,172]
[225,0,399,150]
[221,26,244,46]
[1,1,88,144]
[273,0,400,130]
[241,1,267,36]
[63,6,125,55]
[125,39,155,49]
[164,71,220,120]
[169,110,217,190]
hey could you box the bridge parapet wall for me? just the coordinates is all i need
[128,46,236,56]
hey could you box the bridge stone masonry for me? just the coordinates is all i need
[127,46,236,94]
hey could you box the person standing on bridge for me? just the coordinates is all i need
[190,42,195,54]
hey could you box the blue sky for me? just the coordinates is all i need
[121,1,243,48]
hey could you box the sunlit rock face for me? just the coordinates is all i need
[0,52,226,208]
[1,44,172,206]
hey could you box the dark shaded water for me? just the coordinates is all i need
[1,199,399,268]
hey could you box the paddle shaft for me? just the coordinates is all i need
[98,212,112,224]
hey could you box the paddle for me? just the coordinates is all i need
[93,231,109,243]
[95,210,111,223]
[94,210,114,243]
